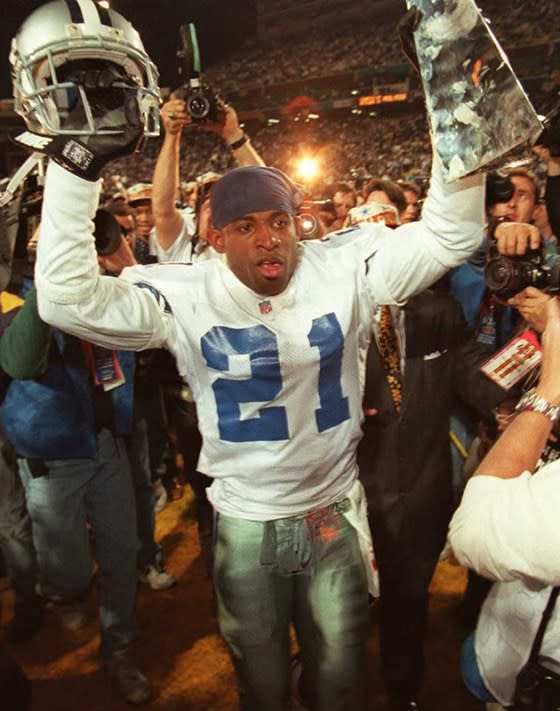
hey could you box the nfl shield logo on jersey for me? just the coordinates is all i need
[259,300,273,315]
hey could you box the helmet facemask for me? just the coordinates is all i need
[10,0,161,139]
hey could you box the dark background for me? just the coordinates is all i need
[0,0,257,99]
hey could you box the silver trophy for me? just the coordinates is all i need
[407,0,543,181]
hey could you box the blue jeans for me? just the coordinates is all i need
[214,499,369,711]
[0,438,38,610]
[18,429,138,657]
[461,632,496,703]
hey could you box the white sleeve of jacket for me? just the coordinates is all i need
[365,156,486,305]
[35,160,173,352]
[448,465,560,586]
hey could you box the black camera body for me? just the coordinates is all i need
[176,24,222,124]
[175,79,221,124]
[484,243,560,300]
[513,656,560,710]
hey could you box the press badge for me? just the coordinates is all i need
[92,347,125,391]
[82,342,126,392]
[481,329,541,389]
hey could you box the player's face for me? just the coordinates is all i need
[131,201,154,239]
[214,209,300,296]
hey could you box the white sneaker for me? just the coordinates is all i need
[138,563,176,591]
[153,478,168,512]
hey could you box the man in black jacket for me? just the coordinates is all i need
[358,289,510,711]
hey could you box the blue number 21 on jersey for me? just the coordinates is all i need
[201,312,350,442]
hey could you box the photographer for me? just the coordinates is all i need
[449,294,560,710]
[323,182,356,233]
[152,96,264,258]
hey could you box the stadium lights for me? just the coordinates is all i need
[296,158,319,181]
[351,89,359,96]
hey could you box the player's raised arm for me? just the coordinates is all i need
[37,162,171,351]
[9,0,172,351]
[363,155,486,306]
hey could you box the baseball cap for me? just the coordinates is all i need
[127,183,153,205]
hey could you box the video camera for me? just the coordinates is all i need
[175,24,222,124]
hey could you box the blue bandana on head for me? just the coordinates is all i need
[210,166,304,230]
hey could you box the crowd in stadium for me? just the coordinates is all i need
[100,0,559,196]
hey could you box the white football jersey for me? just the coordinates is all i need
[36,160,485,520]
[121,234,377,519]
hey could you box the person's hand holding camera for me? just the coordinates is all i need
[494,221,540,256]
[161,97,192,136]
[219,102,244,144]
[192,98,234,139]
[509,286,553,333]
[533,144,560,177]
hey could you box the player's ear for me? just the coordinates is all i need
[211,228,226,253]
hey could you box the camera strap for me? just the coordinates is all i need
[527,587,560,663]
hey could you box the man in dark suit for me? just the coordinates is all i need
[358,289,510,711]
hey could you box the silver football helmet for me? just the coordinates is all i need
[10,0,161,138]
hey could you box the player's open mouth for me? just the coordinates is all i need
[257,259,283,278]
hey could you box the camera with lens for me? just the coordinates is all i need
[175,24,222,124]
[298,199,335,239]
[484,230,560,300]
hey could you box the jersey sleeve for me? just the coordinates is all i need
[35,160,174,352]
[365,156,485,305]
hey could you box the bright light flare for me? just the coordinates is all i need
[297,157,319,181]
